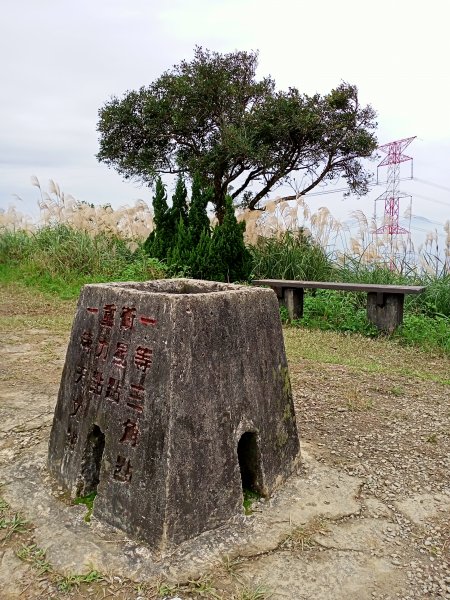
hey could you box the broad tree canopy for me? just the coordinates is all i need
[97,47,377,221]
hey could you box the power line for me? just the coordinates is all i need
[302,177,450,206]
[414,178,450,194]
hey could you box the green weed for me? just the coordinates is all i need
[242,489,261,515]
[0,225,166,299]
[16,544,52,575]
[157,574,221,599]
[157,581,179,597]
[389,386,404,397]
[250,230,334,282]
[74,491,97,522]
[221,554,244,575]
[0,508,28,542]
[57,569,103,592]
[234,584,270,600]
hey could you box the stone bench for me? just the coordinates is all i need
[252,279,425,333]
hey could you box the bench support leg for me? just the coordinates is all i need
[367,293,404,333]
[284,288,304,320]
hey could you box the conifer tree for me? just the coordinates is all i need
[170,176,188,227]
[145,177,251,283]
[189,228,212,279]
[166,217,192,274]
[143,177,170,260]
[188,174,212,246]
[207,195,251,282]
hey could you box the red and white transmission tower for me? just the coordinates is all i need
[374,136,416,266]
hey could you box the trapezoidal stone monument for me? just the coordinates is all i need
[48,279,300,550]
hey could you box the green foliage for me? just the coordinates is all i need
[188,174,211,245]
[97,46,377,219]
[16,544,52,575]
[243,489,261,515]
[171,175,189,226]
[142,177,170,260]
[74,491,97,522]
[418,274,450,317]
[0,225,167,299]
[57,570,103,592]
[300,290,379,335]
[394,314,450,354]
[0,497,28,541]
[206,195,252,282]
[147,178,251,282]
[250,230,334,281]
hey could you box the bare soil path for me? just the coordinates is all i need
[0,283,449,599]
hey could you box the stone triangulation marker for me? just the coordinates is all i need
[48,279,300,550]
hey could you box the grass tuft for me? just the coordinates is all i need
[242,489,261,515]
[74,491,97,522]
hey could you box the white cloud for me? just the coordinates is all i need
[0,0,448,234]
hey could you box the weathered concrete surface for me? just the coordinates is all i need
[394,493,450,526]
[2,444,363,581]
[4,284,449,599]
[367,292,404,333]
[237,552,400,600]
[47,279,300,550]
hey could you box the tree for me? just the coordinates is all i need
[142,177,170,260]
[187,174,212,246]
[170,175,188,227]
[97,47,377,221]
[147,179,251,283]
[207,195,252,282]
[143,175,188,259]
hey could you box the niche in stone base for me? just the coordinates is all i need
[48,279,300,551]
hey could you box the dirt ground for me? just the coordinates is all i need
[0,283,449,600]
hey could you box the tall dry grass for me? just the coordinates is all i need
[0,176,155,243]
[2,176,449,279]
[239,193,449,277]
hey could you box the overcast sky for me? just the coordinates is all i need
[1,0,449,242]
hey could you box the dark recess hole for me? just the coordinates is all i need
[77,424,105,497]
[237,431,263,496]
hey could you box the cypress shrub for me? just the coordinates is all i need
[143,177,170,260]
[144,175,189,260]
[148,177,251,283]
[206,195,251,282]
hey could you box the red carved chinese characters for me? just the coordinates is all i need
[100,304,116,328]
[120,307,136,330]
[134,346,152,373]
[95,335,109,360]
[86,307,99,314]
[89,371,104,395]
[139,316,157,326]
[105,377,122,402]
[113,342,128,368]
[75,365,87,383]
[120,420,139,446]
[127,384,145,412]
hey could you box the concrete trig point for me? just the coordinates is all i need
[48,279,300,550]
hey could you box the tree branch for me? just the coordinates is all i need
[230,166,266,199]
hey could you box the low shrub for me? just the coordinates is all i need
[250,230,334,281]
[0,224,166,298]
